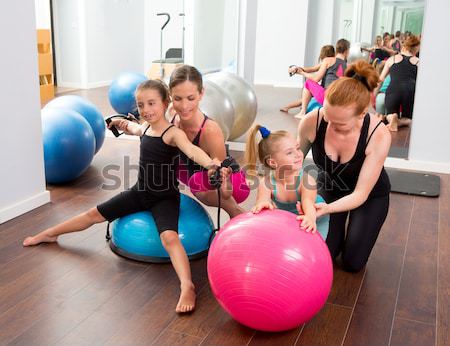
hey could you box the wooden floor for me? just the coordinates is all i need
[1,85,445,345]
[0,135,448,346]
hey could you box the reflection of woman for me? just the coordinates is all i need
[362,36,390,63]
[169,65,246,218]
[375,35,420,131]
[295,39,350,119]
[281,45,335,113]
[298,60,391,272]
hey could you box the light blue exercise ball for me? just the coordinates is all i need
[45,95,105,154]
[41,108,96,184]
[306,97,322,113]
[109,194,215,263]
[108,72,147,116]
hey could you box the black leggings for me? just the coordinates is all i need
[320,191,390,272]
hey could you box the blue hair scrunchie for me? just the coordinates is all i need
[259,126,271,139]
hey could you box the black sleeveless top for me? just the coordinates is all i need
[311,111,390,199]
[134,124,179,195]
[171,114,209,177]
[321,58,347,88]
[388,54,418,91]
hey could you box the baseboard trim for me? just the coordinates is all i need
[0,191,51,224]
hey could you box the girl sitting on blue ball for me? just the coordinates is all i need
[23,79,225,314]
[245,125,329,240]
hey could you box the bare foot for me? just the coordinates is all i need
[23,233,58,246]
[280,107,289,113]
[175,282,196,313]
[386,114,398,132]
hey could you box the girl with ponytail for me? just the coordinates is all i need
[245,125,330,240]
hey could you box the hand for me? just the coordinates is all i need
[295,201,304,215]
[252,200,276,214]
[219,167,233,199]
[296,214,317,233]
[288,65,298,75]
[315,202,330,218]
[108,119,129,132]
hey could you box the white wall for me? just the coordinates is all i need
[304,0,335,68]
[221,0,239,72]
[85,0,145,87]
[35,0,51,29]
[0,0,50,223]
[254,0,309,87]
[54,0,146,88]
[408,0,450,169]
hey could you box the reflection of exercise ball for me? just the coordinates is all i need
[208,209,333,332]
[347,42,370,64]
[306,97,322,113]
[109,194,215,263]
[45,95,105,154]
[205,72,257,140]
[108,72,147,116]
[41,108,96,184]
[200,80,235,141]
[376,93,386,114]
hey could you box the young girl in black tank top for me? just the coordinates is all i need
[23,80,220,314]
[298,60,391,273]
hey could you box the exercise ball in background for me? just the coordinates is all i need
[108,72,147,116]
[200,80,235,141]
[208,209,333,332]
[45,95,105,154]
[347,42,370,64]
[109,194,214,263]
[41,108,96,184]
[205,72,257,141]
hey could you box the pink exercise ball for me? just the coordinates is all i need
[207,209,333,332]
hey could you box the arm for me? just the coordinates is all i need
[300,59,329,82]
[297,109,318,156]
[298,172,318,232]
[373,58,392,96]
[107,119,145,136]
[301,63,322,73]
[361,46,375,53]
[317,124,391,216]
[169,127,218,169]
[252,176,276,213]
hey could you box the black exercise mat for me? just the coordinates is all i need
[386,168,440,197]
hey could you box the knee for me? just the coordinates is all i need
[160,231,180,249]
[341,257,366,273]
[86,208,105,223]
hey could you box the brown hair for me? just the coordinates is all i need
[404,34,420,51]
[245,125,289,174]
[326,60,379,114]
[135,79,170,104]
[169,65,203,92]
[319,45,335,61]
[336,38,350,54]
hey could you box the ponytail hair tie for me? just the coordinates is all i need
[351,72,370,91]
[259,126,271,139]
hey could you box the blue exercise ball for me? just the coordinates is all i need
[45,95,105,154]
[41,108,96,184]
[109,194,215,263]
[306,97,322,113]
[108,72,147,116]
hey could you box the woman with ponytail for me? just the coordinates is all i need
[298,60,391,272]
[245,125,329,240]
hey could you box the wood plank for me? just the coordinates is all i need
[395,197,438,324]
[327,264,365,308]
[343,242,404,346]
[249,327,302,346]
[438,174,450,346]
[152,330,202,346]
[296,303,352,346]
[390,318,435,346]
[199,314,255,346]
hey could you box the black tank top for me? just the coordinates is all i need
[135,124,179,195]
[388,54,418,90]
[374,48,390,61]
[311,110,390,199]
[321,58,347,88]
[171,114,209,177]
